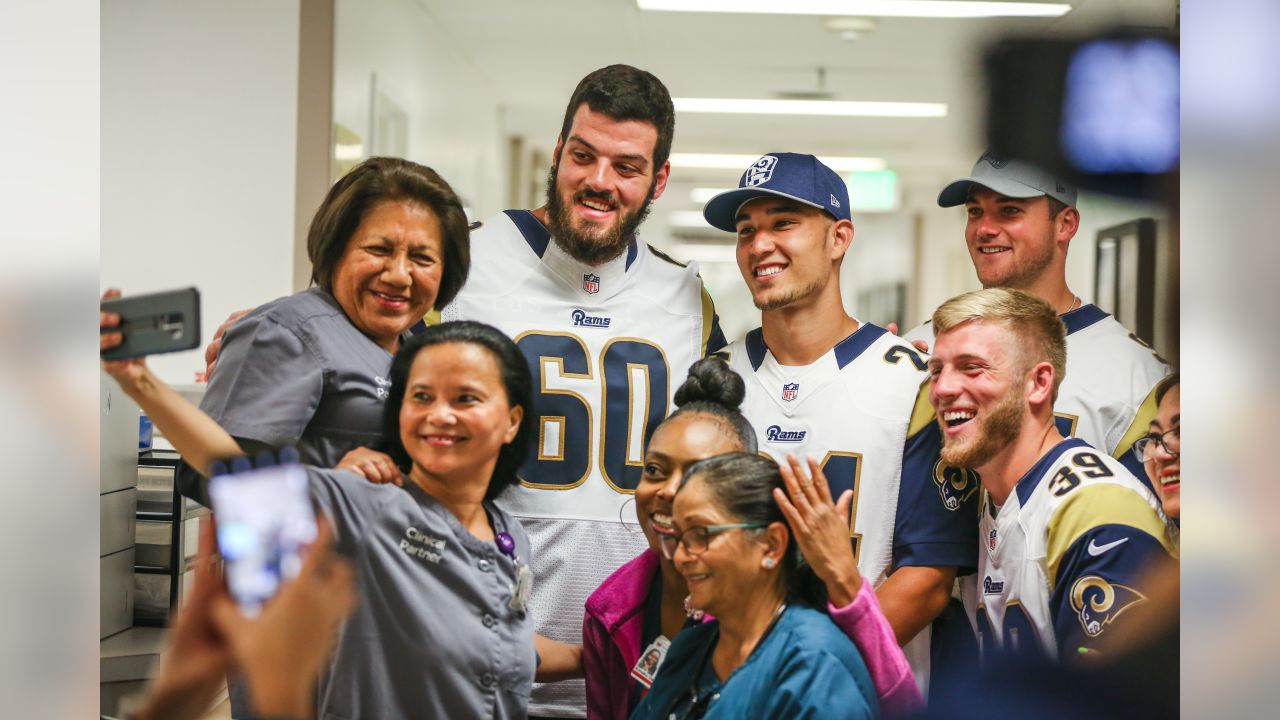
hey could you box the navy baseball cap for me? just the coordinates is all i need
[937,151,1077,208]
[702,153,851,232]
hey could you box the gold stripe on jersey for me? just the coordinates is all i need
[699,281,716,355]
[907,378,936,437]
[1045,483,1173,588]
[1112,379,1164,458]
[423,308,442,326]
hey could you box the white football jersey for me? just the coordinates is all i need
[724,323,980,689]
[960,438,1174,663]
[441,210,723,716]
[906,304,1169,486]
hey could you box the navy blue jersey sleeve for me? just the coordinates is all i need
[1045,481,1175,661]
[1048,524,1171,661]
[893,391,980,572]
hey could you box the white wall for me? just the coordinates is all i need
[333,0,506,221]
[102,0,302,384]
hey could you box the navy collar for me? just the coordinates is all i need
[1015,437,1091,506]
[1061,303,1108,335]
[744,322,885,372]
[503,209,638,269]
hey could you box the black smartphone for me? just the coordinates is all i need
[100,287,201,360]
[208,461,318,615]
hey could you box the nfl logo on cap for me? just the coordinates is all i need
[583,273,600,294]
[781,382,799,402]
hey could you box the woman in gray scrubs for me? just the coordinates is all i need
[185,156,472,498]
[101,320,552,719]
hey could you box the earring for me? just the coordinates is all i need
[763,558,776,568]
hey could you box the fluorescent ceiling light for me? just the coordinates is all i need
[668,211,715,228]
[670,153,886,172]
[637,0,1071,19]
[669,244,739,264]
[690,187,729,204]
[675,98,946,118]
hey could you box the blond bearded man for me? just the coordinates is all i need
[927,288,1174,663]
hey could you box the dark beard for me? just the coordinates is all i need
[544,163,653,266]
[940,384,1025,469]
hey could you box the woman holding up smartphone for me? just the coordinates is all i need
[101,320,577,719]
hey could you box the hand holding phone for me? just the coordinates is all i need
[208,458,318,615]
[100,286,201,361]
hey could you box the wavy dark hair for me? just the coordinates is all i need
[381,321,533,500]
[680,452,828,609]
[664,357,757,453]
[557,64,675,170]
[307,156,471,311]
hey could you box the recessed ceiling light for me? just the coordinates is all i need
[670,153,887,172]
[637,0,1071,19]
[674,97,946,118]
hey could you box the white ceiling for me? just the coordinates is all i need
[416,0,1176,210]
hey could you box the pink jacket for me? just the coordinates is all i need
[582,550,922,719]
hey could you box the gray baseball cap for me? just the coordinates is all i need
[937,151,1077,208]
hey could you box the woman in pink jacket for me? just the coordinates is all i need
[582,358,922,719]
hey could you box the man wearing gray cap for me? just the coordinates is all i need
[904,152,1169,486]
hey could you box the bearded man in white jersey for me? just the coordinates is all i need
[439,65,725,718]
[703,153,979,690]
[903,153,1169,487]
[927,288,1174,663]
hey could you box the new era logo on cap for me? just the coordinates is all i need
[830,194,840,208]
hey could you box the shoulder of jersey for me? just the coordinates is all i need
[634,243,708,310]
[1038,443,1158,514]
[1069,313,1169,377]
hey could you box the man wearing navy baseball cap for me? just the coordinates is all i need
[707,153,980,692]
[904,151,1170,493]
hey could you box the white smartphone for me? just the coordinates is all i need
[208,462,317,615]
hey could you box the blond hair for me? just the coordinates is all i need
[931,288,1067,402]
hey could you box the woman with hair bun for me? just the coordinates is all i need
[633,452,876,719]
[582,358,919,719]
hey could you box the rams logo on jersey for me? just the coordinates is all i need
[1070,576,1147,637]
[932,460,978,511]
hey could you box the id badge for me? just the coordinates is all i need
[510,562,532,613]
[629,636,671,689]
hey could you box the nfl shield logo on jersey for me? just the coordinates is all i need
[583,273,600,294]
[987,528,998,553]
[744,155,778,187]
[781,382,799,402]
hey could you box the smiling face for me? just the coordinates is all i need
[670,476,767,617]
[1145,385,1180,519]
[636,413,745,558]
[964,188,1072,291]
[734,197,849,312]
[399,342,523,488]
[331,199,443,352]
[544,105,670,266]
[929,320,1030,470]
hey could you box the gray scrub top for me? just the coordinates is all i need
[308,467,536,719]
[201,288,397,467]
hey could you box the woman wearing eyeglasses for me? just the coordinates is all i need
[584,359,914,719]
[1136,373,1179,551]
[631,452,878,720]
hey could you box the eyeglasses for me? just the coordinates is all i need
[658,523,765,560]
[1133,426,1179,463]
